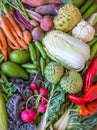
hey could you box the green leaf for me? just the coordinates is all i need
[38,84,65,130]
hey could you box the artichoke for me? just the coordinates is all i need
[60,70,83,94]
[54,4,81,32]
[44,62,64,84]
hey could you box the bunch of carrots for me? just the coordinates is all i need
[0,12,32,61]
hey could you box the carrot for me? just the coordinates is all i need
[23,30,32,44]
[0,28,8,61]
[5,17,19,39]
[1,16,20,48]
[16,38,28,50]
[6,12,23,38]
[7,38,19,50]
[7,46,12,57]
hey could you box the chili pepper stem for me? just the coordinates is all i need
[69,108,79,113]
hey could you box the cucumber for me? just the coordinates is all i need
[1,62,29,80]
[80,0,93,14]
[0,95,8,130]
[82,3,97,19]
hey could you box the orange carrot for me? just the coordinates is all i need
[1,16,20,48]
[6,12,23,38]
[7,38,19,50]
[7,46,12,57]
[0,28,8,61]
[17,38,28,50]
[23,30,32,44]
[5,17,19,39]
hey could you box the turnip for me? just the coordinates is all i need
[32,27,44,41]
[26,9,54,31]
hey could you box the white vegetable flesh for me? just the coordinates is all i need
[72,20,95,42]
[43,30,90,71]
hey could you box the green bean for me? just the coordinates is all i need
[46,57,51,65]
[34,40,47,59]
[90,42,97,59]
[25,69,38,74]
[33,60,40,67]
[35,46,40,60]
[40,57,46,76]
[29,43,36,62]
[21,63,38,69]
[88,36,97,47]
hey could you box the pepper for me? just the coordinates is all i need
[78,100,97,116]
[68,83,97,104]
[78,105,90,116]
[84,57,97,93]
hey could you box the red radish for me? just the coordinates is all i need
[21,109,37,122]
[40,97,48,104]
[26,9,53,32]
[39,87,48,96]
[30,83,37,90]
[38,104,47,113]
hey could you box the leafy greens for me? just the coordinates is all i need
[38,84,65,130]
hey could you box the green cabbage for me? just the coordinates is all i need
[43,30,90,71]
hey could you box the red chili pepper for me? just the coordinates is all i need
[84,57,97,93]
[68,83,97,104]
[78,100,97,116]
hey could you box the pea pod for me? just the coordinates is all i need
[82,3,97,19]
[25,69,38,74]
[21,63,38,69]
[46,57,51,65]
[0,94,8,130]
[29,43,36,62]
[34,40,47,59]
[34,46,41,67]
[40,57,46,76]
[88,36,97,47]
[90,42,97,59]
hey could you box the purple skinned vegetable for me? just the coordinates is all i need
[13,9,33,31]
[35,4,61,16]
[26,9,53,32]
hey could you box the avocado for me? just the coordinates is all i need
[10,50,30,64]
[1,62,29,80]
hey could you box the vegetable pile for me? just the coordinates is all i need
[0,0,97,130]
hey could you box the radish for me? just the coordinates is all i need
[40,97,48,104]
[21,109,37,122]
[38,104,47,113]
[26,9,53,31]
[30,83,37,90]
[39,87,48,96]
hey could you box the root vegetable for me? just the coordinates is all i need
[30,19,39,27]
[32,27,44,41]
[35,4,61,15]
[23,30,32,44]
[21,0,62,7]
[40,15,53,32]
[26,9,54,31]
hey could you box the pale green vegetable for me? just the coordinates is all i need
[54,4,81,32]
[88,13,97,25]
[44,62,64,84]
[60,70,83,94]
[43,30,90,71]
